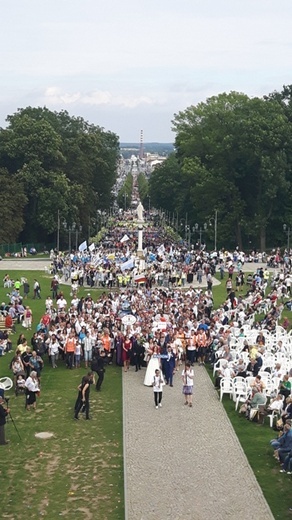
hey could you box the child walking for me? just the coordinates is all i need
[153,369,163,409]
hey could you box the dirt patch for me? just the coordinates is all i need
[35,432,54,439]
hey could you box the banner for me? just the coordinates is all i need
[78,241,87,252]
[120,258,134,271]
[89,243,95,252]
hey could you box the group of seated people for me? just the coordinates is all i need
[270,403,292,474]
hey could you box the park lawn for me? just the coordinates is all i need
[0,270,124,520]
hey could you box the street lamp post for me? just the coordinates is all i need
[75,225,82,251]
[283,224,291,252]
[57,210,60,252]
[63,221,76,253]
[194,222,207,250]
[209,209,218,251]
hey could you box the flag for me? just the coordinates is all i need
[120,234,130,243]
[157,244,165,255]
[78,240,87,252]
[120,258,134,271]
[89,243,95,252]
[134,274,147,284]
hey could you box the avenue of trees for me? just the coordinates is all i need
[0,107,119,244]
[149,86,292,251]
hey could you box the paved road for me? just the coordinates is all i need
[0,258,49,271]
[123,366,274,520]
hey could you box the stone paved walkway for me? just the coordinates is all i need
[123,366,274,520]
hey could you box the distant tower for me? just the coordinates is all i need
[139,130,144,160]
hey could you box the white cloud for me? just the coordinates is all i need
[42,87,154,109]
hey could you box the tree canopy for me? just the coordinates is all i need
[149,88,292,250]
[0,107,119,244]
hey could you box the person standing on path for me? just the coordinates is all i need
[164,345,176,386]
[182,363,194,407]
[153,369,163,409]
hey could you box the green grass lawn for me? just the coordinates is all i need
[0,270,124,520]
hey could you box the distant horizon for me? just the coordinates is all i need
[120,141,174,145]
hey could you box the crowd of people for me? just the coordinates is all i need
[2,207,292,477]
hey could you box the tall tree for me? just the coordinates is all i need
[172,92,290,249]
[0,107,119,244]
[0,168,27,243]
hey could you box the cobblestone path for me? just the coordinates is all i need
[123,365,274,520]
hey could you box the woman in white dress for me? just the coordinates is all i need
[144,343,165,387]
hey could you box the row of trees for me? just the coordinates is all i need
[0,107,119,244]
[149,86,292,250]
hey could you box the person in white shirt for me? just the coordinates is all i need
[57,295,67,312]
[182,363,194,407]
[45,296,53,314]
[25,371,40,410]
[47,334,60,368]
[83,331,93,368]
[152,369,163,409]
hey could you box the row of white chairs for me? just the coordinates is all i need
[219,376,286,427]
[219,375,282,402]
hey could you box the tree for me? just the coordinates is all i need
[172,92,291,249]
[0,168,27,243]
[0,107,119,244]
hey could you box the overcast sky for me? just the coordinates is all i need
[1,0,292,142]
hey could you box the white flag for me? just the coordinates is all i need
[121,234,130,243]
[120,258,134,271]
[78,240,87,252]
[89,243,95,252]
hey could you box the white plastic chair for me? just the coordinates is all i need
[271,377,281,393]
[249,396,267,421]
[233,382,249,410]
[0,377,13,391]
[220,377,234,402]
[245,376,255,390]
[266,399,284,427]
[258,371,271,384]
[213,358,227,377]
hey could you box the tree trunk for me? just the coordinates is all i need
[235,222,243,250]
[260,226,266,252]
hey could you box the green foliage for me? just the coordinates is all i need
[137,172,149,206]
[149,154,182,214]
[150,90,292,250]
[0,107,119,244]
[117,173,133,209]
[0,168,27,243]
